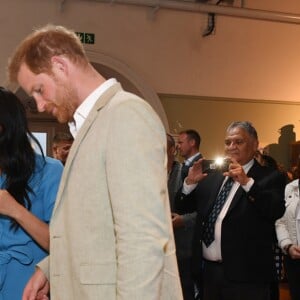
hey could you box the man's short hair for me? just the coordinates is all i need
[227,121,258,140]
[8,24,88,83]
[53,132,74,145]
[179,129,201,149]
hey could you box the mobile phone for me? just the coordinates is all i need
[202,158,230,173]
[202,159,216,172]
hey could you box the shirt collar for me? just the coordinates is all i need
[184,152,200,166]
[243,158,254,173]
[68,78,117,138]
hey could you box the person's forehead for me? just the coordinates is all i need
[179,133,188,140]
[57,140,73,145]
[18,63,44,95]
[17,64,32,92]
[226,127,248,138]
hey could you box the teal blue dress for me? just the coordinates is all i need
[0,154,63,300]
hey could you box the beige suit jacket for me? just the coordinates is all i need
[38,82,183,300]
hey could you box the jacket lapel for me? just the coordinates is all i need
[226,186,244,214]
[226,160,260,214]
[52,82,123,214]
[190,153,202,166]
[204,172,225,215]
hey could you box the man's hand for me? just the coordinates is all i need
[22,267,49,300]
[223,158,250,186]
[185,159,207,185]
[289,245,300,260]
[171,213,184,229]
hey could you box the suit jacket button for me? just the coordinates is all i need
[249,196,255,202]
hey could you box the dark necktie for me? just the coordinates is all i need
[203,177,234,247]
[181,162,190,181]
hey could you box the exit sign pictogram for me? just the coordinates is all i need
[75,32,95,44]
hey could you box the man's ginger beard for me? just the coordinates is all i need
[48,76,79,123]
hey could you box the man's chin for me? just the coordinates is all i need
[54,113,70,124]
[49,109,69,123]
[56,116,69,124]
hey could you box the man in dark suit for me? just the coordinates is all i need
[167,134,182,213]
[173,129,202,300]
[177,129,202,181]
[176,121,286,300]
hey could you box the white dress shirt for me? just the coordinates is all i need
[68,78,117,138]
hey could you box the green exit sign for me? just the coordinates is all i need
[75,32,95,44]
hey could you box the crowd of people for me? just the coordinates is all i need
[168,126,300,300]
[0,23,296,300]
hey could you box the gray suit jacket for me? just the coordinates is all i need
[173,154,201,259]
[38,82,183,299]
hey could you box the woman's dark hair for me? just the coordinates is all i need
[0,87,44,227]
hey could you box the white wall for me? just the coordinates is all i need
[2,0,300,166]
[1,0,300,102]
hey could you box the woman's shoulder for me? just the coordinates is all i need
[35,153,63,174]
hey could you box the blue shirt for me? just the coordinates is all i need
[0,154,63,299]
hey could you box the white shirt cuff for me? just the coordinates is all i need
[242,177,254,192]
[182,179,197,195]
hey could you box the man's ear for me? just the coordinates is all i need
[51,56,68,76]
[190,139,196,147]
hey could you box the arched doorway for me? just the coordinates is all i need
[87,51,168,130]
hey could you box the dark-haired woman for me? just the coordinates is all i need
[0,87,63,299]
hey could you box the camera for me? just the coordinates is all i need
[202,157,231,173]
